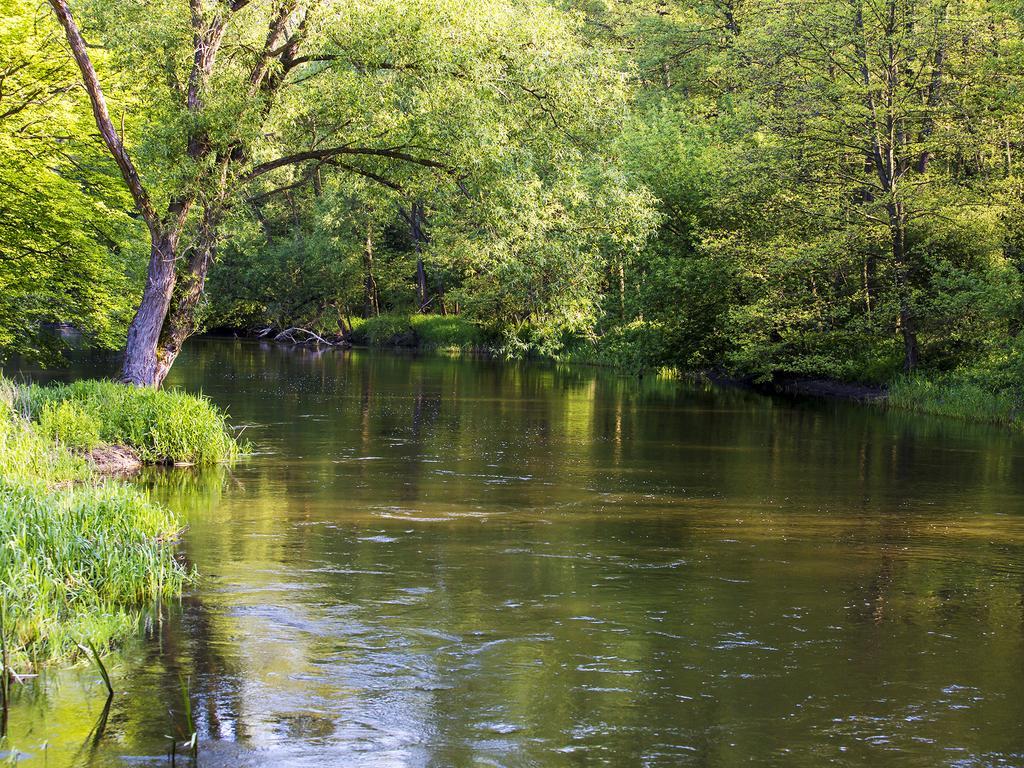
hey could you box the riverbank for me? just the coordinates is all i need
[0,377,240,671]
[238,314,1024,430]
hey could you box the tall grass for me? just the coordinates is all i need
[0,377,236,669]
[0,381,89,485]
[11,378,239,464]
[887,374,1023,428]
[349,313,484,351]
[409,314,483,350]
[0,452,193,669]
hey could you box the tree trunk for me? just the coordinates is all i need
[416,258,428,311]
[915,2,948,174]
[617,257,626,320]
[412,200,429,311]
[364,221,380,317]
[121,234,179,386]
[888,204,918,372]
[149,206,224,385]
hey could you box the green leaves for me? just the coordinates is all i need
[0,0,142,360]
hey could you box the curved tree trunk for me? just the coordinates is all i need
[121,234,180,386]
[148,203,224,386]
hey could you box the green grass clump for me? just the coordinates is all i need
[0,388,194,668]
[0,478,192,669]
[409,314,483,350]
[15,378,239,464]
[0,383,90,485]
[887,374,1023,427]
[350,314,415,346]
[38,399,102,451]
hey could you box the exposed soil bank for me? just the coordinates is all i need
[757,377,886,402]
[87,444,143,474]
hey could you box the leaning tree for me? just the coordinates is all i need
[48,0,632,386]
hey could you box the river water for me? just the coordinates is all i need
[5,339,1024,766]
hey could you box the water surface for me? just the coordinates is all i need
[6,339,1024,766]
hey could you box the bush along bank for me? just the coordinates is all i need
[263,313,1024,431]
[562,322,1024,430]
[347,314,486,352]
[0,377,241,671]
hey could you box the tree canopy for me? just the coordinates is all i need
[2,0,1024,400]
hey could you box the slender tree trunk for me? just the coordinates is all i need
[412,201,429,311]
[617,258,626,320]
[416,258,428,311]
[861,154,878,325]
[916,2,947,174]
[436,275,447,315]
[888,203,918,372]
[364,221,379,317]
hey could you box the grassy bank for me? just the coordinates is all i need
[887,375,1023,428]
[349,314,484,352]
[16,378,239,464]
[0,378,239,670]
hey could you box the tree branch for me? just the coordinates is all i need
[245,145,453,179]
[324,161,404,192]
[48,0,159,235]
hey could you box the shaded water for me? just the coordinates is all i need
[5,339,1024,766]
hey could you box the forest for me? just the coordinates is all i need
[3,0,1024,416]
[7,2,1024,761]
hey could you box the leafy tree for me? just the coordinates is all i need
[0,0,140,360]
[45,0,650,384]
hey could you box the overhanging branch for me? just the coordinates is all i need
[245,145,453,179]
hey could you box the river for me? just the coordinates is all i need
[5,338,1024,766]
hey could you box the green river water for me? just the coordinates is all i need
[5,338,1024,766]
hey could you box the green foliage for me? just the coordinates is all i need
[562,0,1024,407]
[15,379,240,465]
[0,0,142,361]
[200,0,656,354]
[6,0,1024,428]
[565,321,669,375]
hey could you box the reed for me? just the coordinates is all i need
[0,478,193,669]
[887,374,1023,428]
[0,377,220,669]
